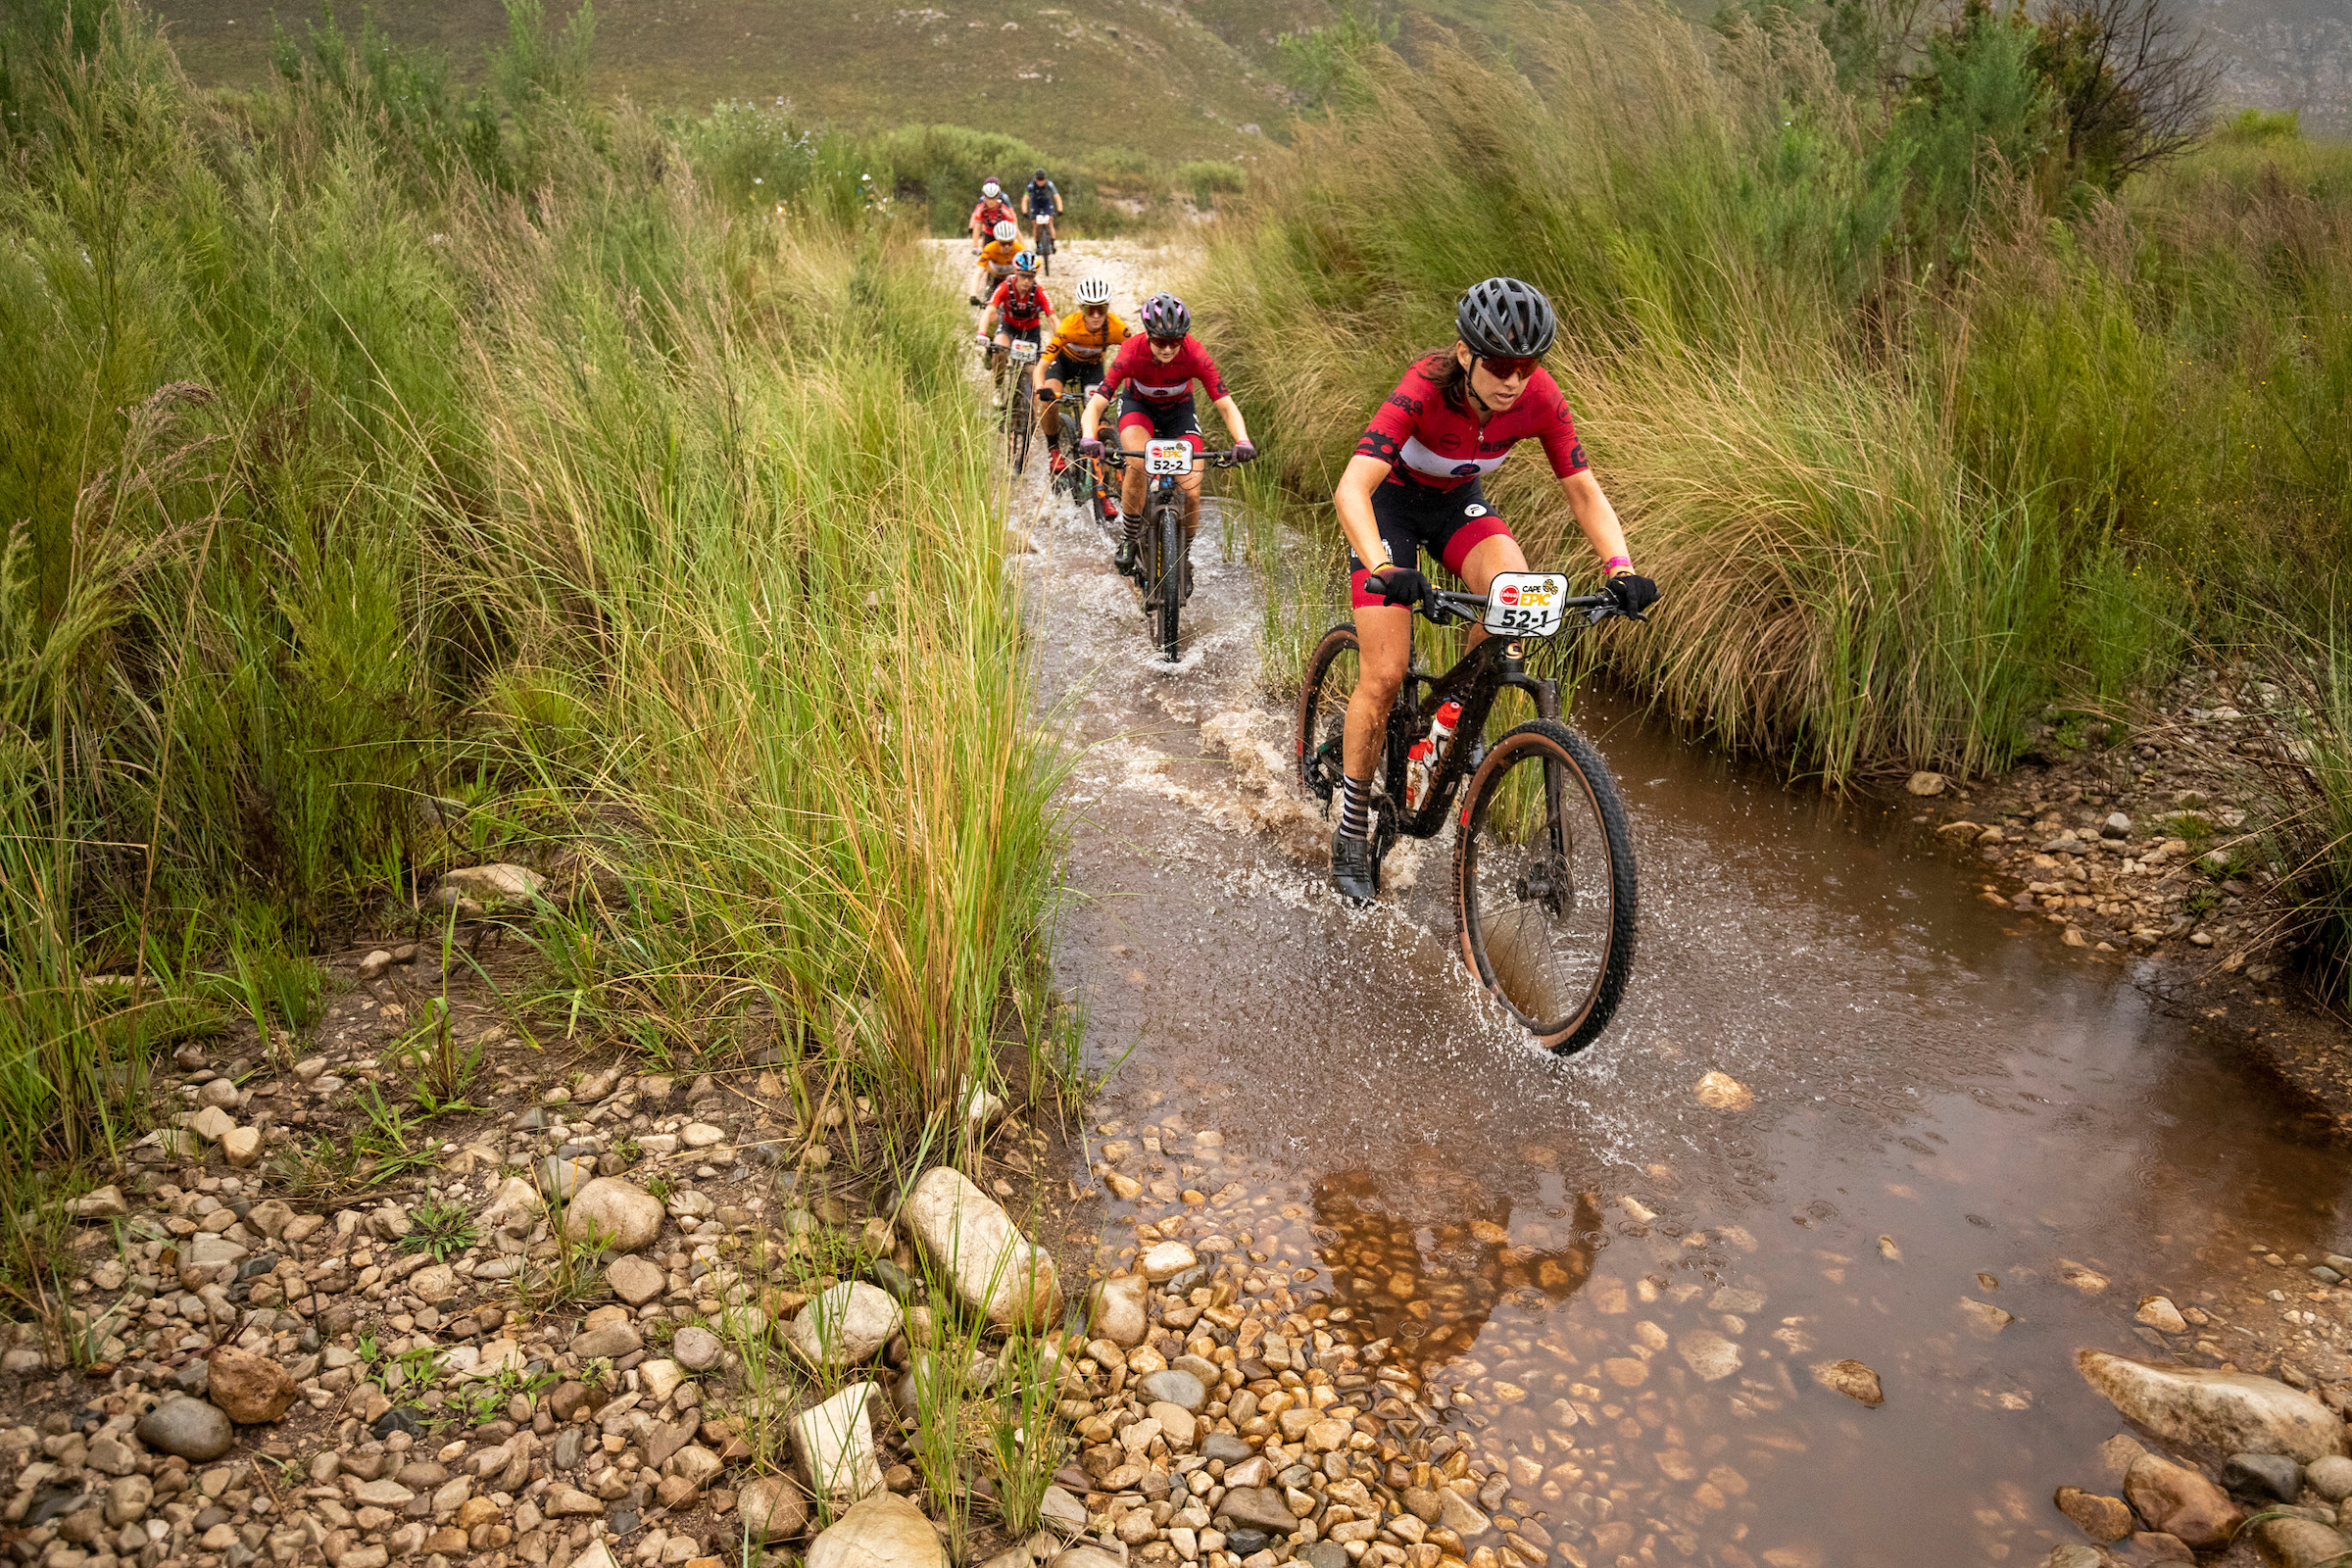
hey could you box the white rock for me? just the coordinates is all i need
[784,1281,902,1372]
[681,1123,726,1149]
[480,1176,542,1232]
[2135,1297,2188,1334]
[793,1382,884,1503]
[1138,1242,1198,1283]
[2077,1350,2349,1463]
[1675,1330,1742,1382]
[563,1178,663,1253]
[1906,770,1947,796]
[190,1105,235,1143]
[899,1167,1060,1333]
[433,863,546,914]
[807,1491,946,1568]
[640,1360,687,1403]
[1089,1275,1149,1348]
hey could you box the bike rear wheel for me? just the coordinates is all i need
[1453,718,1637,1054]
[1004,368,1032,472]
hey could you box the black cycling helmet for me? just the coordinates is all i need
[1140,292,1191,340]
[1033,167,1048,179]
[1455,276,1557,359]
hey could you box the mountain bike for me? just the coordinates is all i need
[998,339,1040,472]
[1032,217,1056,275]
[1050,386,1114,527]
[1296,575,1642,1054]
[1103,442,1241,662]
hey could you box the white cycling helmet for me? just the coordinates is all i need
[981,180,1002,199]
[992,219,1017,243]
[1075,277,1111,307]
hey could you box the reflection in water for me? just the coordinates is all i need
[1312,1156,1601,1361]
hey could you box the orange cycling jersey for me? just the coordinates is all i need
[978,239,1021,275]
[1044,310,1129,364]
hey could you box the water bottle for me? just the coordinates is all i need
[1404,739,1436,812]
[1403,700,1464,812]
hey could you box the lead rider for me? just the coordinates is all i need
[1328,276,1659,903]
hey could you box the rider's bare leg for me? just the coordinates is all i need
[1118,423,1149,520]
[1345,604,1413,781]
[1453,531,1531,655]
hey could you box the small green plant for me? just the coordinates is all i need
[610,1136,642,1167]
[395,1344,444,1391]
[400,1199,480,1263]
[645,1176,675,1202]
[510,1216,613,1314]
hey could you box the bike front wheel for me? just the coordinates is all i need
[1004,373,1033,472]
[1453,718,1637,1054]
[1151,497,1182,661]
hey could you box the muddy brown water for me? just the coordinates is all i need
[1000,323,2350,1567]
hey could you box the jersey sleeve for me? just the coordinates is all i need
[989,280,1012,310]
[1531,374,1589,477]
[1034,288,1053,318]
[1099,338,1135,396]
[1354,368,1425,466]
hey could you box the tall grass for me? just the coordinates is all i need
[1196,3,2352,786]
[0,0,1058,1289]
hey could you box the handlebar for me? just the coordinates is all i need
[1100,447,1249,472]
[1362,576,1643,629]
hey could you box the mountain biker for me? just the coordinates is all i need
[969,179,1015,253]
[1023,167,1063,247]
[1325,276,1658,904]
[969,220,1022,308]
[976,256,1052,404]
[1079,293,1256,594]
[1036,277,1126,475]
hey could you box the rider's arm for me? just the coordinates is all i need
[1561,469,1631,574]
[1210,394,1249,449]
[981,303,1002,337]
[1080,392,1109,442]
[1333,454,1397,573]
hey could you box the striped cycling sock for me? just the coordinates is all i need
[1339,774,1372,841]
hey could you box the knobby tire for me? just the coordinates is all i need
[1152,495,1183,662]
[1452,718,1637,1054]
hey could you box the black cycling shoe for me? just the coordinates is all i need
[1111,538,1137,576]
[1330,829,1378,905]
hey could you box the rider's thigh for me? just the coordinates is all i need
[1455,530,1531,593]
[1117,422,1150,450]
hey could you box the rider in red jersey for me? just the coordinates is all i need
[1325,276,1658,903]
[1078,293,1256,594]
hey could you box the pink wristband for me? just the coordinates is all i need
[1603,555,1633,575]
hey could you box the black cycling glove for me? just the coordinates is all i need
[1606,572,1659,614]
[1368,566,1428,609]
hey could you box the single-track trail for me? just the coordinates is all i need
[942,235,2352,1567]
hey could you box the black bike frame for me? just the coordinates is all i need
[1369,589,1615,844]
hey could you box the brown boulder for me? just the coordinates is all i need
[206,1347,297,1424]
[2053,1486,2133,1543]
[2124,1453,2243,1548]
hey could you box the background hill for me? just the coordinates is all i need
[143,0,2348,171]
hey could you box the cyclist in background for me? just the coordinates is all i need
[1078,292,1256,594]
[1323,275,1658,903]
[1024,167,1063,248]
[969,220,1021,309]
[969,179,1015,253]
[1036,278,1126,476]
[976,254,1052,406]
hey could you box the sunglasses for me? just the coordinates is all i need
[1082,304,1108,315]
[1148,334,1186,346]
[1478,355,1542,380]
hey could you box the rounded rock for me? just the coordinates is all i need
[563,1177,664,1253]
[1137,1368,1207,1413]
[134,1397,233,1461]
[673,1325,723,1372]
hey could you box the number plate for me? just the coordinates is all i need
[1144,439,1193,475]
[1009,340,1041,364]
[1482,572,1569,637]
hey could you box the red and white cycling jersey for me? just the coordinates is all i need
[1355,360,1587,491]
[990,278,1053,332]
[1099,333,1228,406]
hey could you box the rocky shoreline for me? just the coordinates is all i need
[1896,660,2352,1118]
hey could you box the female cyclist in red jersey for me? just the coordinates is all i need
[1326,276,1658,903]
[976,255,1051,403]
[1077,293,1256,594]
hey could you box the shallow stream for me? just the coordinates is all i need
[1006,246,2351,1568]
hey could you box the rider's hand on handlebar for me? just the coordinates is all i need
[1605,572,1659,615]
[1079,438,1104,461]
[1365,566,1429,609]
[1231,439,1258,465]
